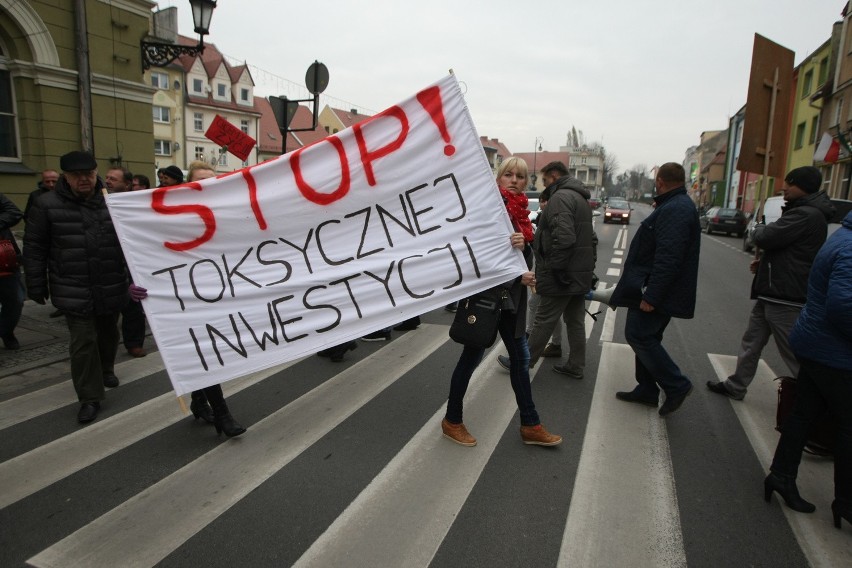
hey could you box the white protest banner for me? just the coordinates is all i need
[107,74,526,395]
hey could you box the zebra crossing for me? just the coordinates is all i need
[2,223,849,567]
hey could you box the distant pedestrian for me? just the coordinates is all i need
[764,210,852,529]
[116,167,149,358]
[24,169,59,221]
[104,167,132,194]
[707,166,833,400]
[0,193,24,350]
[520,161,596,380]
[23,151,129,424]
[131,174,151,190]
[157,165,184,187]
[611,162,700,416]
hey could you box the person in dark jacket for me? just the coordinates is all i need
[708,166,833,400]
[611,162,701,416]
[23,169,59,221]
[442,157,561,447]
[521,161,595,380]
[0,193,24,350]
[764,210,852,529]
[23,151,129,424]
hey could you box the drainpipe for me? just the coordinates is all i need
[74,0,94,152]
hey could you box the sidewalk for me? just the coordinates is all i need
[0,299,154,401]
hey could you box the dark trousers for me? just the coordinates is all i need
[121,300,146,349]
[624,308,692,397]
[0,272,23,338]
[771,358,852,504]
[446,310,540,426]
[65,313,120,403]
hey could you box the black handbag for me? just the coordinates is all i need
[449,288,507,348]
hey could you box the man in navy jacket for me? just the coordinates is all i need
[610,162,701,416]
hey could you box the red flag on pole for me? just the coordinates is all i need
[204,115,257,162]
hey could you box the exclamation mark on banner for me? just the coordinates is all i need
[416,86,456,156]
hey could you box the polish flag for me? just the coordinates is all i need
[814,132,840,163]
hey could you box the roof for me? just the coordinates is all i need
[479,136,512,157]
[512,151,571,171]
[255,97,282,154]
[285,105,329,153]
[329,107,371,130]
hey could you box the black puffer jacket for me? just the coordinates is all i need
[23,176,128,316]
[751,190,833,304]
[532,175,596,295]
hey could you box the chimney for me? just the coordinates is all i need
[351,109,358,114]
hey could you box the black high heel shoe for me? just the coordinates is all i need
[832,500,852,530]
[764,472,815,513]
[213,412,247,437]
[189,391,214,424]
[330,341,357,362]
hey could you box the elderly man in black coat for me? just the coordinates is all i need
[610,162,701,416]
[24,151,129,424]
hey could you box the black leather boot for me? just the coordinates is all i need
[832,500,852,530]
[189,390,214,424]
[764,472,815,513]
[204,384,246,438]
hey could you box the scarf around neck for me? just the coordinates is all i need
[499,186,534,242]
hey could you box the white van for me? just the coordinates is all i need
[742,196,784,252]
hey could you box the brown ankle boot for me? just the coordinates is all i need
[441,418,476,446]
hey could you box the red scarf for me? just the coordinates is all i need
[500,187,534,242]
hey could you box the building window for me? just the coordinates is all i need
[240,119,249,134]
[192,78,204,94]
[240,88,249,102]
[217,84,227,98]
[217,151,228,166]
[794,122,806,150]
[195,146,205,161]
[835,98,844,126]
[802,69,814,98]
[153,106,170,123]
[0,67,19,160]
[154,140,172,156]
[151,72,169,89]
[818,56,829,85]
[194,113,204,131]
[810,116,819,145]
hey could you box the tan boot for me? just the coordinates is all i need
[441,418,477,446]
[520,423,562,446]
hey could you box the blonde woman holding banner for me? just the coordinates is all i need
[441,157,562,447]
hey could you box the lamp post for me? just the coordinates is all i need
[141,0,217,70]
[531,136,543,191]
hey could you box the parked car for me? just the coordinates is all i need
[603,198,631,224]
[700,206,748,237]
[588,197,601,209]
[528,196,540,223]
[743,196,784,252]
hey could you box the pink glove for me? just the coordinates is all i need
[129,283,148,302]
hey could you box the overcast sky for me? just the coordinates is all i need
[164,0,843,174]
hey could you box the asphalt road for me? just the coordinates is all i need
[1,203,849,567]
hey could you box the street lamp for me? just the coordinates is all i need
[531,136,543,191]
[141,0,217,70]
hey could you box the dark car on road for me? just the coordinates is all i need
[700,206,748,237]
[603,198,631,224]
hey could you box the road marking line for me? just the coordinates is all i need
[706,354,852,566]
[0,354,167,430]
[610,257,622,264]
[0,357,297,510]
[606,267,621,277]
[558,342,686,567]
[293,348,524,568]
[614,250,624,256]
[27,325,450,568]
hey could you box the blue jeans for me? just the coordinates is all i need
[446,310,540,426]
[771,358,852,503]
[0,272,23,338]
[624,308,692,397]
